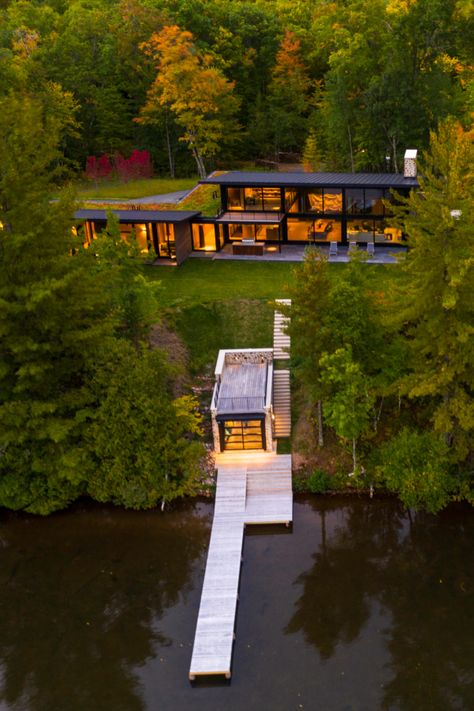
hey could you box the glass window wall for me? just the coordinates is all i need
[285,189,299,212]
[303,188,323,213]
[347,219,375,243]
[192,223,216,251]
[365,189,384,215]
[227,187,244,210]
[346,189,364,214]
[287,218,341,242]
[323,189,343,213]
[262,187,282,211]
[244,187,264,210]
[220,419,264,451]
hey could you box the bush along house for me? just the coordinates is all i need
[74,150,418,263]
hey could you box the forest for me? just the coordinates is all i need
[0,0,473,516]
[0,0,473,176]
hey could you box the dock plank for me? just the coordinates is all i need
[189,452,293,680]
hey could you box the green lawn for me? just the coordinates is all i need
[146,259,297,307]
[145,258,401,373]
[75,177,198,200]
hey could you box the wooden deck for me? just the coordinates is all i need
[189,452,292,680]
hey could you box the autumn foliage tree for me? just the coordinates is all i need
[267,31,312,155]
[138,25,240,178]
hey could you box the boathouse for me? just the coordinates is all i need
[210,349,274,453]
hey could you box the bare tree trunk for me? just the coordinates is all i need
[191,145,207,179]
[317,399,324,447]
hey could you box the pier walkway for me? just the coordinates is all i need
[189,451,292,680]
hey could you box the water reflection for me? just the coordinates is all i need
[286,498,474,711]
[1,497,473,711]
[0,501,210,711]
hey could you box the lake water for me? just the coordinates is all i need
[0,496,473,711]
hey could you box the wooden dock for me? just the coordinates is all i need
[189,452,292,680]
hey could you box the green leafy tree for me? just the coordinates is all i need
[0,91,115,514]
[390,120,474,463]
[267,30,312,156]
[371,429,453,513]
[320,346,374,470]
[138,25,240,178]
[86,341,204,510]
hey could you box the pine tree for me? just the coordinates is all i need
[390,120,474,462]
[0,91,116,513]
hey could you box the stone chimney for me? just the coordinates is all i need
[404,149,417,178]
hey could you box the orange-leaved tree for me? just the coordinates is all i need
[138,25,240,178]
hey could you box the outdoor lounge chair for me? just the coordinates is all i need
[367,242,375,257]
[329,242,338,257]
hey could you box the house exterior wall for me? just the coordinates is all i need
[174,222,193,265]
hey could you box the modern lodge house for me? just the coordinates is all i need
[74,150,418,264]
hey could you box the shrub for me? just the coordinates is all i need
[307,468,332,493]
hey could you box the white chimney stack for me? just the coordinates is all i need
[404,149,417,177]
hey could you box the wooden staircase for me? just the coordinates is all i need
[273,369,291,438]
[273,299,291,360]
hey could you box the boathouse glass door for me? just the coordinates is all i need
[219,418,265,451]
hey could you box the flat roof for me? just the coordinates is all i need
[216,362,267,415]
[201,171,418,189]
[74,209,200,223]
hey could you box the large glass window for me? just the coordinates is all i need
[347,219,374,243]
[220,419,264,450]
[365,189,384,215]
[156,223,175,258]
[287,218,314,241]
[228,222,280,241]
[262,187,281,211]
[285,189,299,212]
[323,189,343,213]
[227,187,244,210]
[303,188,323,213]
[244,187,263,210]
[192,223,216,251]
[346,189,364,214]
[287,218,341,242]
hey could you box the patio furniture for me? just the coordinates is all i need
[329,242,338,257]
[348,240,358,253]
[367,242,375,257]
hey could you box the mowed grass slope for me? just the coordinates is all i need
[145,258,401,374]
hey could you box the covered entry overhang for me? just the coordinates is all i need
[211,349,274,452]
[216,211,284,252]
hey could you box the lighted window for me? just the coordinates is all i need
[244,187,263,210]
[347,219,374,243]
[303,188,323,213]
[227,187,244,210]
[192,223,216,251]
[323,189,342,213]
[262,188,281,211]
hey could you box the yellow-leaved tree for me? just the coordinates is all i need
[138,25,240,178]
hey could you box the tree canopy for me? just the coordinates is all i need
[0,0,471,174]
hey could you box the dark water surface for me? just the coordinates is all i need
[0,497,473,711]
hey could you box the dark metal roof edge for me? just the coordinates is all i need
[200,171,418,188]
[73,209,201,222]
